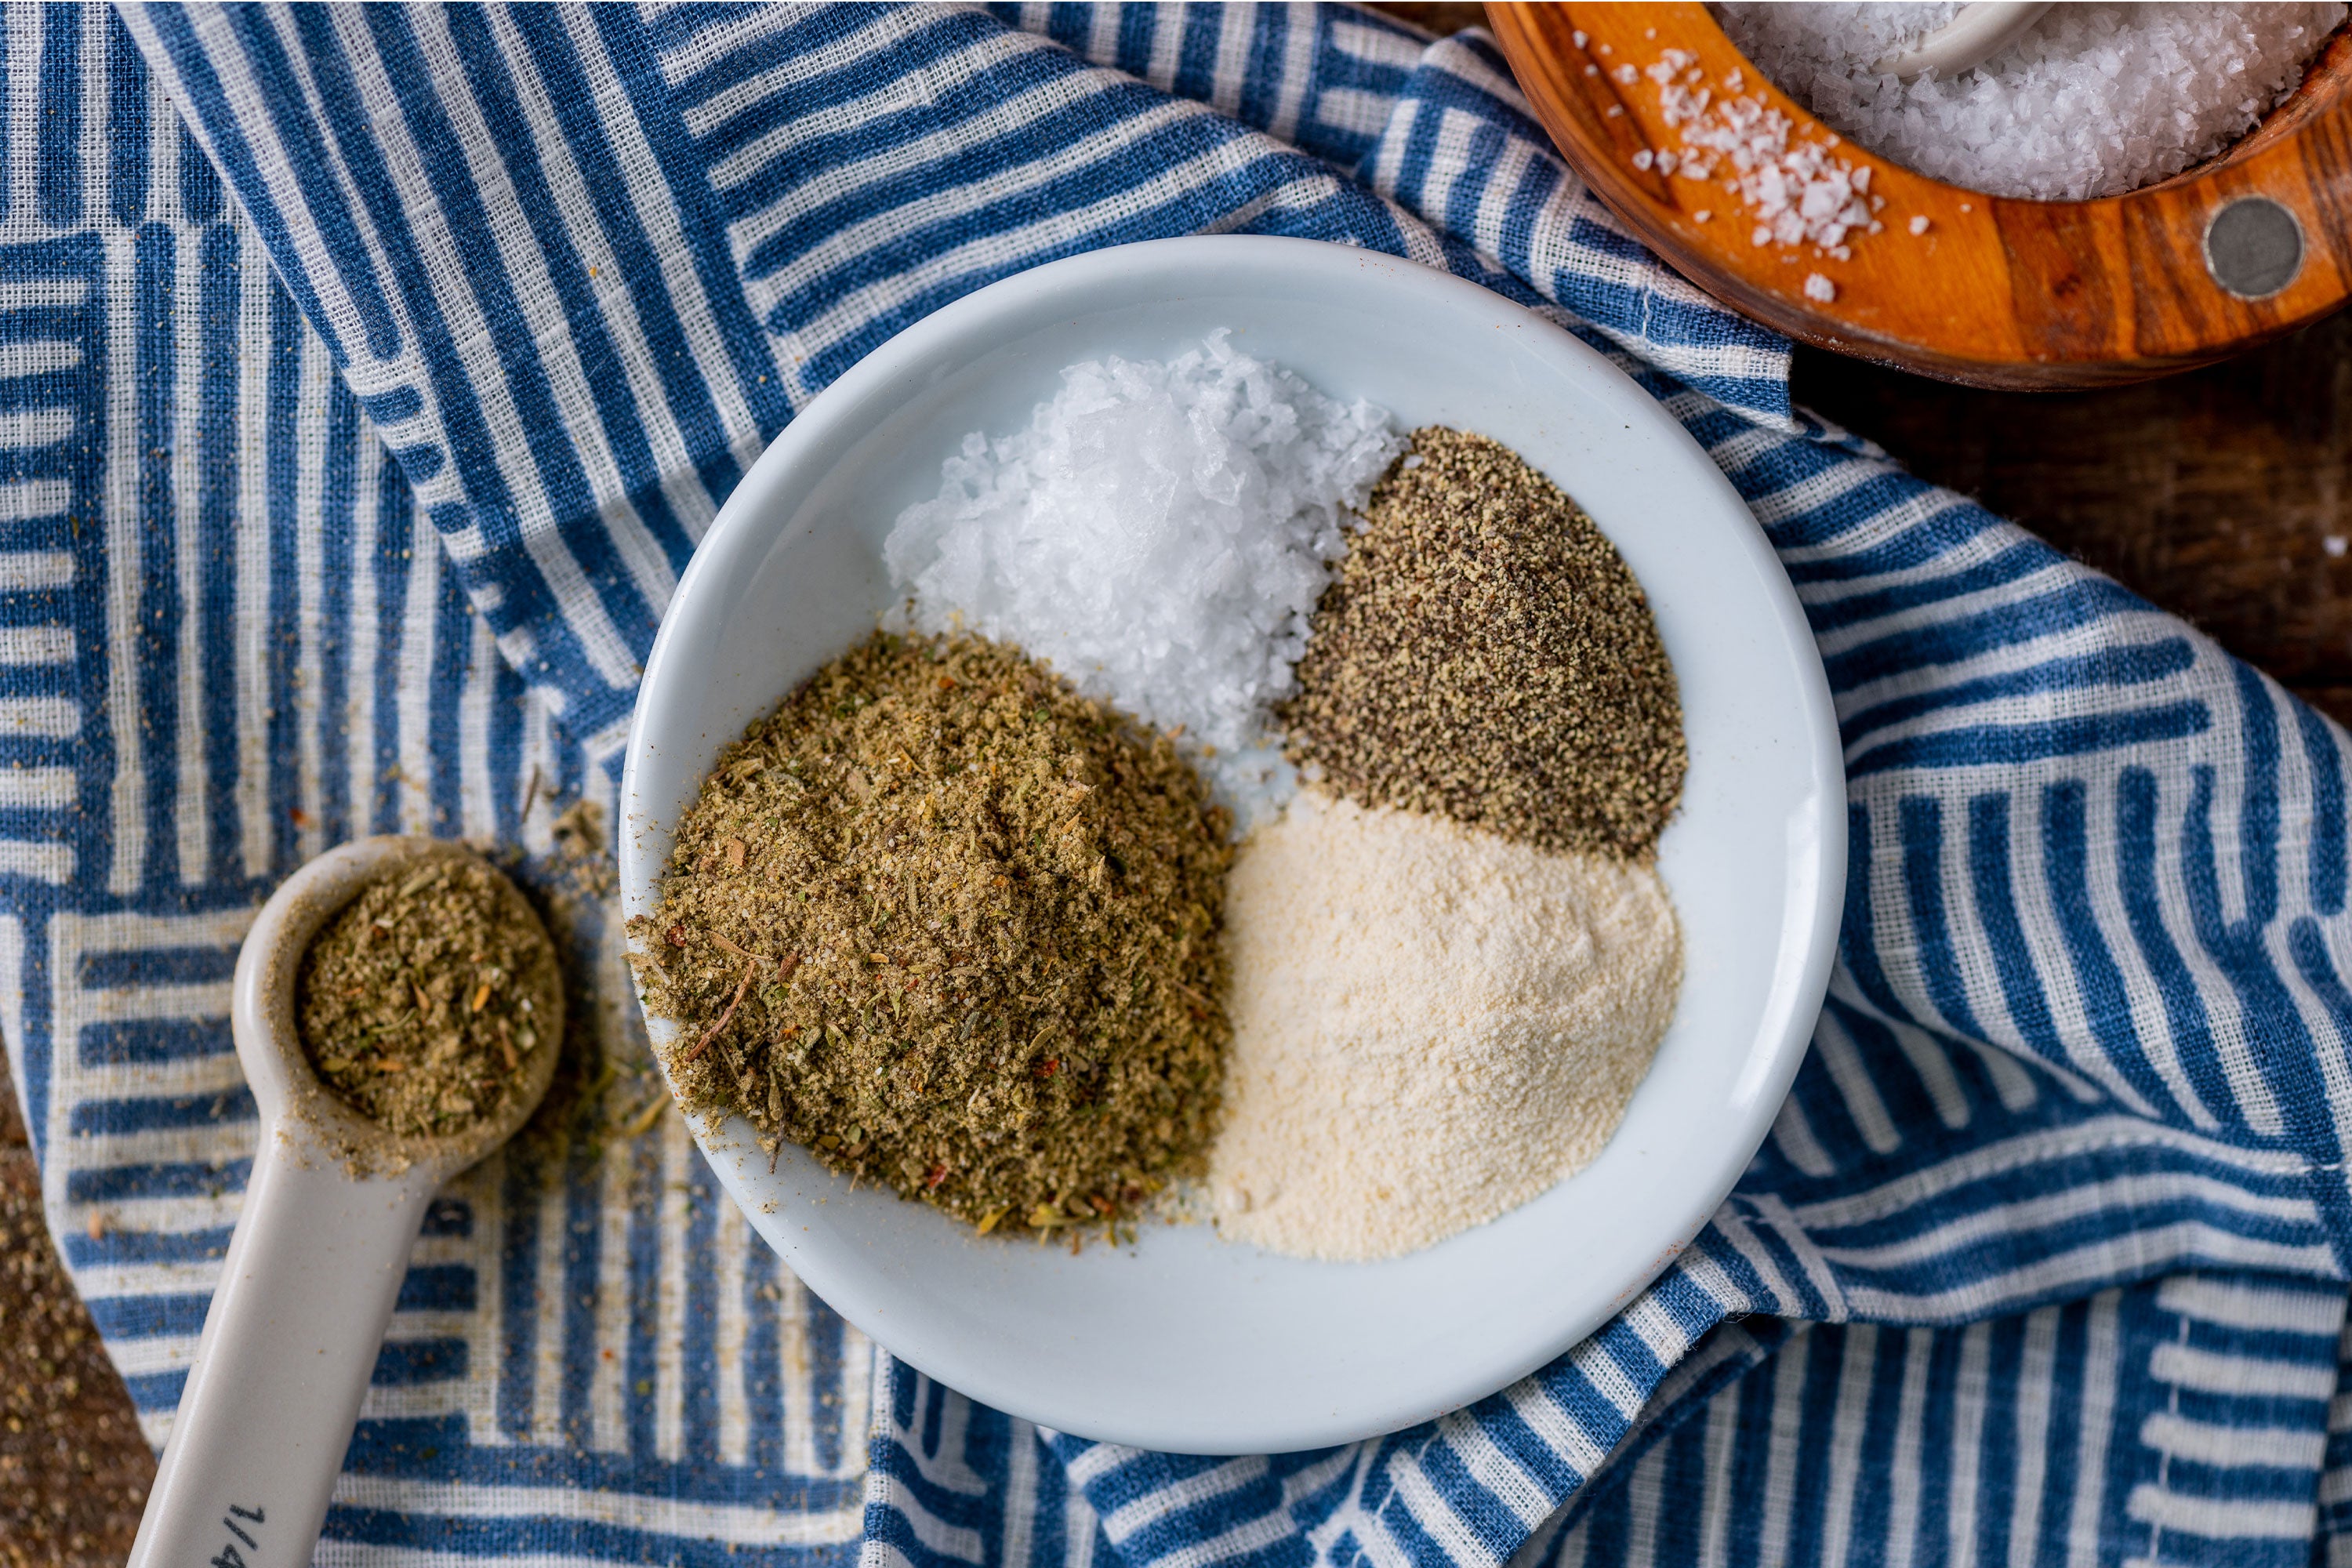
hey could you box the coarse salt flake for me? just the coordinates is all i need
[1803,272,1837,302]
[1909,214,1931,235]
[1643,49,1879,257]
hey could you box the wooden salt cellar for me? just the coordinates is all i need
[1487,2,2352,388]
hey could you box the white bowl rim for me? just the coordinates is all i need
[619,234,1844,1454]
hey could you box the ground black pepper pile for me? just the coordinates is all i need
[296,857,557,1139]
[1282,426,1686,861]
[633,631,1231,1238]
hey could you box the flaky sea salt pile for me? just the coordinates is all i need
[1715,2,2344,201]
[884,332,1402,829]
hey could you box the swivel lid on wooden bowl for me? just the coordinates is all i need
[1486,2,2352,389]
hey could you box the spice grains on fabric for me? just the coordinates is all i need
[636,631,1232,1238]
[1283,426,1686,862]
[296,857,557,1139]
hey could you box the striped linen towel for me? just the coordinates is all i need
[5,2,2347,1563]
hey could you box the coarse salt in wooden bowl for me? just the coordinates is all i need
[1486,2,2352,389]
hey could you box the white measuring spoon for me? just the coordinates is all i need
[125,836,564,1568]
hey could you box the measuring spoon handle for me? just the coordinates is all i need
[125,1129,438,1568]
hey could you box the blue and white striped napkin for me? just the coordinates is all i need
[5,4,2347,1563]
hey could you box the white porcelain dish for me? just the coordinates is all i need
[619,236,1842,1455]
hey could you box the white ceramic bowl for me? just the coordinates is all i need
[620,236,1842,1454]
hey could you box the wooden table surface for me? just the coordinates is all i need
[1797,312,2352,731]
[7,11,2352,1562]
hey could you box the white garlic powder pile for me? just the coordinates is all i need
[1209,793,1683,1262]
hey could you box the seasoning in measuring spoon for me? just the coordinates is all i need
[1283,426,1686,861]
[634,630,1232,1238]
[296,855,557,1138]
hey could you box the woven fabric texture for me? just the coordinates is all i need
[0,3,2342,1563]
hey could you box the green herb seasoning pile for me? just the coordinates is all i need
[635,631,1232,1237]
[296,857,557,1138]
[1282,426,1686,861]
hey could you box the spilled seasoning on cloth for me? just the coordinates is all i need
[1210,791,1681,1261]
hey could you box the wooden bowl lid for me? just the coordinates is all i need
[1486,2,2352,389]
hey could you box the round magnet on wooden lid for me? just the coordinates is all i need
[2203,196,2304,299]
